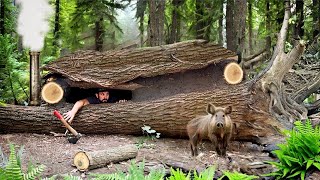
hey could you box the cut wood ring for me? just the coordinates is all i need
[41,82,64,104]
[223,62,243,85]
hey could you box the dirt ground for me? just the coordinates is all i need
[0,133,277,179]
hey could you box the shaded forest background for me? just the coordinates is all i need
[0,0,319,108]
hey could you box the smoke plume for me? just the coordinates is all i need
[16,0,53,51]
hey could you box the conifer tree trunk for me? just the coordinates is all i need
[218,1,223,46]
[169,0,183,44]
[53,0,60,48]
[195,0,205,39]
[248,0,253,55]
[293,0,304,44]
[148,0,165,46]
[0,0,5,35]
[265,0,271,55]
[226,0,236,52]
[234,0,247,54]
[312,0,319,38]
[95,17,104,51]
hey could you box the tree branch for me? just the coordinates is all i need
[294,73,320,103]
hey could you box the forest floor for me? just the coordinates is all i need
[0,133,278,179]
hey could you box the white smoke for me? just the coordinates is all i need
[16,0,53,52]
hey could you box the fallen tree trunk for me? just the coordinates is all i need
[0,82,282,142]
[73,144,138,171]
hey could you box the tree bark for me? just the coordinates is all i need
[248,0,253,55]
[148,0,165,46]
[0,83,282,143]
[312,0,319,38]
[265,0,271,55]
[218,1,223,46]
[95,17,104,51]
[226,0,236,52]
[0,0,4,35]
[43,40,237,89]
[168,0,183,44]
[195,0,205,39]
[53,0,60,48]
[234,0,247,54]
[293,0,304,45]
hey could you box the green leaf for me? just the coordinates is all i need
[287,170,301,178]
[313,162,320,170]
[306,159,314,170]
[300,170,306,180]
[282,168,290,177]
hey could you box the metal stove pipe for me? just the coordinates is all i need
[29,51,41,106]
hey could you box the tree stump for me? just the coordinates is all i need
[73,144,138,171]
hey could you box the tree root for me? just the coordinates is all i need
[268,82,307,123]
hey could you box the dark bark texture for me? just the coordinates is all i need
[0,82,282,142]
[43,40,237,89]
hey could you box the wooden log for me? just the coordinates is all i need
[41,82,64,104]
[73,144,138,171]
[0,82,283,143]
[41,76,71,104]
[223,62,243,84]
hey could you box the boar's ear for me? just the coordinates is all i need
[225,106,232,114]
[206,103,216,115]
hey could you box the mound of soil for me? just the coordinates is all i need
[0,133,277,179]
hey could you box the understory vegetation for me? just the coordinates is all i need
[1,119,319,179]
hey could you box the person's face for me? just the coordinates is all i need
[97,91,109,102]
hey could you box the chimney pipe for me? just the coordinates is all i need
[29,51,41,106]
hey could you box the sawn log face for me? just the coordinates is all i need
[0,83,282,141]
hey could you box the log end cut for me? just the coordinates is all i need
[41,82,64,104]
[73,151,90,171]
[223,62,243,85]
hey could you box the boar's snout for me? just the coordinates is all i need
[216,122,224,128]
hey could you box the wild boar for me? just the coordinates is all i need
[186,103,233,157]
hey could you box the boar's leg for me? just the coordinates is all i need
[190,134,200,156]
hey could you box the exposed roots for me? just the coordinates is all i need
[268,82,307,123]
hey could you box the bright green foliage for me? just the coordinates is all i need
[265,120,320,180]
[0,144,46,180]
[219,171,258,180]
[90,160,165,180]
[167,168,190,180]
[192,165,215,180]
[0,35,29,104]
[4,144,23,180]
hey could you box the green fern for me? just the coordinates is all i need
[265,119,320,180]
[90,160,164,180]
[23,164,45,180]
[5,144,23,180]
[193,165,216,180]
[218,171,258,180]
[61,175,82,180]
[0,143,46,180]
[167,168,190,180]
[91,173,126,180]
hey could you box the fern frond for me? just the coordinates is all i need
[5,144,23,180]
[90,173,125,180]
[23,164,45,180]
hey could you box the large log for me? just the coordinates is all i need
[0,82,282,142]
[43,40,237,89]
